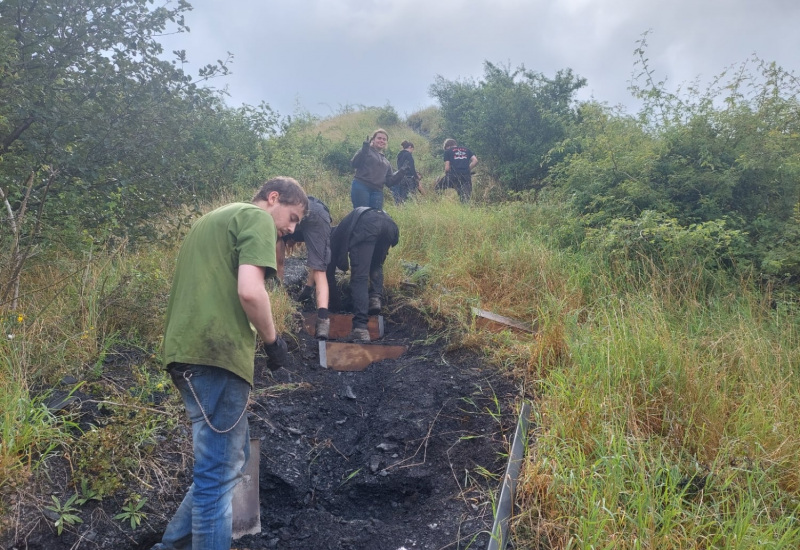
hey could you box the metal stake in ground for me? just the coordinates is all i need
[487,400,531,550]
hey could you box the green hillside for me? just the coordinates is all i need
[3,1,800,546]
[4,105,800,548]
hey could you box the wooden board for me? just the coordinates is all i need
[319,340,408,371]
[471,307,536,334]
[303,312,383,340]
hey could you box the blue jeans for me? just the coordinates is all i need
[350,179,384,210]
[155,364,251,550]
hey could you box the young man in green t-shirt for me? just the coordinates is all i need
[154,177,307,550]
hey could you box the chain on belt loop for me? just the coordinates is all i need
[182,370,248,434]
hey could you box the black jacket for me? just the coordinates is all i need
[330,208,399,272]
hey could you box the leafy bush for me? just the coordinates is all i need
[547,40,800,282]
[375,104,400,127]
[321,139,357,175]
[0,0,279,251]
[583,211,749,270]
[430,61,586,192]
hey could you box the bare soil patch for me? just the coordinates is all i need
[3,258,524,550]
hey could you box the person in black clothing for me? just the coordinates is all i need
[436,138,478,202]
[392,140,423,205]
[326,208,399,343]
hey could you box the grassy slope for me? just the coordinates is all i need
[3,107,800,547]
[305,110,800,549]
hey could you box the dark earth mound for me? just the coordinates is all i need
[4,258,525,550]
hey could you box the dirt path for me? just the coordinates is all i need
[4,259,524,550]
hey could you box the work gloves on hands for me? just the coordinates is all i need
[264,335,289,371]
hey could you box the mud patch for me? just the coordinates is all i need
[2,258,524,550]
[238,305,520,549]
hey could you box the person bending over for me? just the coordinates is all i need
[276,195,333,339]
[326,207,399,343]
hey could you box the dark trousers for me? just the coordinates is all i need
[391,176,418,205]
[326,212,391,329]
[435,172,472,202]
[348,238,384,328]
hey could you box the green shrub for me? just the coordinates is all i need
[583,211,750,273]
[321,139,356,175]
[375,104,400,127]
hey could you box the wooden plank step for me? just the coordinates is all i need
[471,307,537,334]
[319,341,408,371]
[303,312,383,340]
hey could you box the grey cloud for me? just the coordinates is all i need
[158,0,800,117]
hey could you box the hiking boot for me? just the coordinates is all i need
[350,327,371,343]
[315,317,330,340]
[368,295,382,315]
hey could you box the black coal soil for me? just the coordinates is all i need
[4,258,525,550]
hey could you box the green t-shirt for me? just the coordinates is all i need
[162,202,277,385]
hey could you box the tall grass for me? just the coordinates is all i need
[386,198,581,377]
[0,338,74,494]
[380,183,800,547]
[510,241,800,548]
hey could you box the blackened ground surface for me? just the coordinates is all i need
[4,257,524,550]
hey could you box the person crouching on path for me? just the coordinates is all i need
[438,138,478,203]
[350,128,404,210]
[154,177,308,550]
[326,208,399,343]
[276,195,333,339]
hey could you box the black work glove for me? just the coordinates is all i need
[362,136,371,152]
[264,335,289,371]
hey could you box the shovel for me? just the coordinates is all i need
[231,438,261,539]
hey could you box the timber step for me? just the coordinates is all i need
[318,340,408,371]
[302,312,383,340]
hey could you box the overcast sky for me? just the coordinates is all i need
[157,0,800,119]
